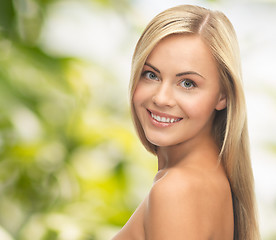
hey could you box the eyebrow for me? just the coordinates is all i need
[145,62,205,79]
[145,62,160,73]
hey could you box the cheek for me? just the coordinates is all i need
[177,93,219,119]
[133,81,151,106]
[133,83,143,107]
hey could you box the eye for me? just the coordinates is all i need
[142,71,159,81]
[179,79,196,89]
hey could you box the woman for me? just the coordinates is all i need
[113,5,260,240]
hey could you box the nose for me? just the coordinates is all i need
[152,82,176,108]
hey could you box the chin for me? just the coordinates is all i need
[146,135,178,147]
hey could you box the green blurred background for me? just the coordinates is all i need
[0,0,275,239]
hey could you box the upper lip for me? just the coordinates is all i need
[147,109,183,120]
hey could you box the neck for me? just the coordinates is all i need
[156,134,220,171]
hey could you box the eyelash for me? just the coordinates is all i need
[179,79,197,90]
[142,71,159,81]
[141,70,196,90]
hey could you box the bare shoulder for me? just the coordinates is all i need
[144,167,232,240]
[150,167,229,205]
[150,168,205,203]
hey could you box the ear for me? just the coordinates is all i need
[215,93,227,111]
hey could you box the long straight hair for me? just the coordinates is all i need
[129,5,260,240]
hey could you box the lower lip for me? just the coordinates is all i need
[147,110,182,128]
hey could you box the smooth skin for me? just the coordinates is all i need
[113,34,234,240]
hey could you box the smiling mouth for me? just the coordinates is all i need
[147,110,183,124]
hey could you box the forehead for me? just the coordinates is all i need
[145,34,218,79]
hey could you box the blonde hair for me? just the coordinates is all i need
[130,5,260,240]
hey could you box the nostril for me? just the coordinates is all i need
[152,89,175,108]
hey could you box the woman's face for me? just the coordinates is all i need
[133,34,226,148]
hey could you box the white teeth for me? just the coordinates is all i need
[151,113,180,123]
